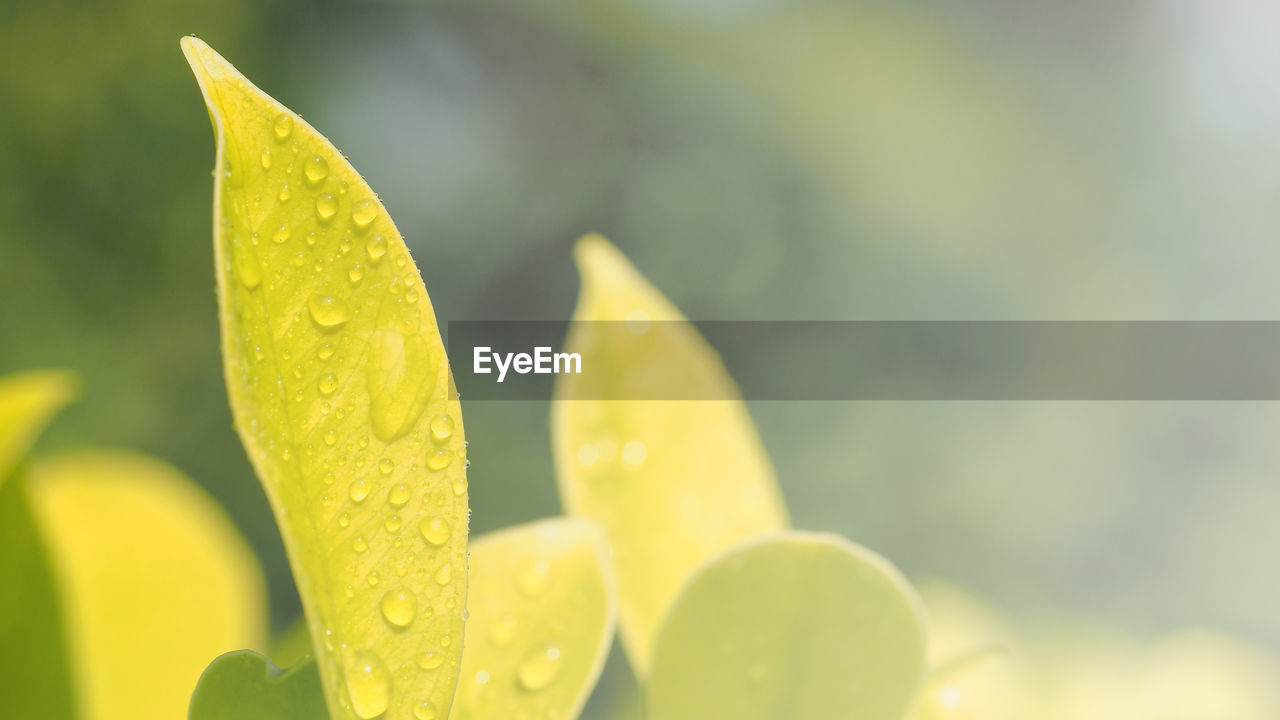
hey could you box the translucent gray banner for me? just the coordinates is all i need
[446,321,1280,400]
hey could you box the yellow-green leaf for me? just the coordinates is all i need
[906,580,1031,720]
[452,517,615,720]
[1035,625,1280,720]
[27,450,267,720]
[181,36,469,720]
[0,370,80,720]
[647,532,926,720]
[0,370,78,483]
[552,235,788,675]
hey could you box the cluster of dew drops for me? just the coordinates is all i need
[225,107,472,720]
[226,107,573,720]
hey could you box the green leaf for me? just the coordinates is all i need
[182,36,469,720]
[189,651,326,720]
[28,450,267,720]
[647,532,926,720]
[0,370,79,720]
[452,517,615,720]
[552,235,788,675]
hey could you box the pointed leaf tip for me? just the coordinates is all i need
[553,236,788,675]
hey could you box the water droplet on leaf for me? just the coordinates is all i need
[379,588,418,628]
[304,156,329,187]
[517,647,562,691]
[419,517,450,546]
[316,192,338,222]
[308,293,351,329]
[345,651,392,719]
[272,113,293,140]
[352,199,378,229]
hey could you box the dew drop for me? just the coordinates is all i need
[338,512,350,527]
[429,414,454,442]
[452,477,468,496]
[517,647,562,691]
[416,652,444,671]
[308,294,351,329]
[519,559,550,596]
[434,564,452,585]
[349,264,364,284]
[351,199,378,230]
[231,235,262,290]
[366,329,436,441]
[259,150,272,169]
[353,536,368,553]
[379,458,396,476]
[366,235,388,261]
[488,614,518,646]
[317,375,339,397]
[319,343,335,361]
[272,113,293,140]
[349,478,371,503]
[385,514,402,532]
[271,224,291,244]
[324,430,337,446]
[426,448,452,471]
[388,483,411,507]
[419,517,450,546]
[278,185,291,202]
[412,701,437,720]
[303,156,329,187]
[367,571,380,586]
[379,588,418,628]
[316,193,338,222]
[345,651,391,719]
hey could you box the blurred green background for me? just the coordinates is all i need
[3,0,1278,667]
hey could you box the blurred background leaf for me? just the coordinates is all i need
[28,450,266,720]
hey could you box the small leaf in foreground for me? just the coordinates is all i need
[451,517,616,720]
[28,450,267,720]
[553,235,788,675]
[647,532,926,720]
[190,651,326,720]
[182,36,469,719]
[0,370,80,720]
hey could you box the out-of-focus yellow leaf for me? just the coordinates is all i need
[182,36,469,720]
[906,580,1031,720]
[0,370,78,482]
[0,370,80,720]
[452,517,615,720]
[27,450,267,720]
[552,235,787,675]
[647,532,926,720]
[1035,624,1280,720]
